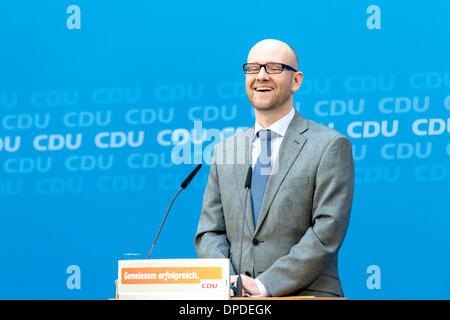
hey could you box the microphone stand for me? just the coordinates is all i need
[146,187,183,259]
[146,164,202,259]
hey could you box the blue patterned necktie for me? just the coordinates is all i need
[251,129,273,227]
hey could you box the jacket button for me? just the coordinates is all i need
[253,238,260,246]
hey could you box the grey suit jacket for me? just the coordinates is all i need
[195,111,354,297]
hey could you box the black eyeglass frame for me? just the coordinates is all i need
[242,62,298,74]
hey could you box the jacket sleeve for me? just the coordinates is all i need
[194,146,236,275]
[258,135,354,296]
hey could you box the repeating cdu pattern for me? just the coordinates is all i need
[0,1,449,299]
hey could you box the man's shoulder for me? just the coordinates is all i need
[303,117,350,144]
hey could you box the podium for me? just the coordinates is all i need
[116,258,230,300]
[115,258,347,300]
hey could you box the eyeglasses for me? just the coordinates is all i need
[243,62,298,74]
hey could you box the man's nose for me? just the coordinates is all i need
[256,65,270,79]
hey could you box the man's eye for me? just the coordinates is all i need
[267,65,282,72]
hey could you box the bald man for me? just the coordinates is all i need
[195,39,354,297]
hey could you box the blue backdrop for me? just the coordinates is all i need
[1,1,449,299]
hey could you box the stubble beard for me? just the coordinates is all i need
[249,86,292,113]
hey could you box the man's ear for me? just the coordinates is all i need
[292,72,303,92]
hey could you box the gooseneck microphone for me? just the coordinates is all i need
[235,166,252,297]
[146,164,202,259]
[180,163,203,189]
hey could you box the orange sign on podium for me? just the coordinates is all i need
[117,259,230,300]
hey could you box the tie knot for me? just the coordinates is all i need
[258,129,273,142]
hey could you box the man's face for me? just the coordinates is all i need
[245,42,299,112]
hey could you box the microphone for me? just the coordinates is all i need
[181,163,202,189]
[244,167,252,189]
[235,166,252,297]
[146,164,202,259]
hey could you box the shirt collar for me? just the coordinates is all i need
[254,107,295,140]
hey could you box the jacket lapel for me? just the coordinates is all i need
[254,112,309,234]
[233,127,255,234]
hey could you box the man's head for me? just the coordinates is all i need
[245,39,303,119]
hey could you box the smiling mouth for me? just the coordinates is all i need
[254,87,274,92]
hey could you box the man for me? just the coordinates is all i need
[195,39,354,297]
